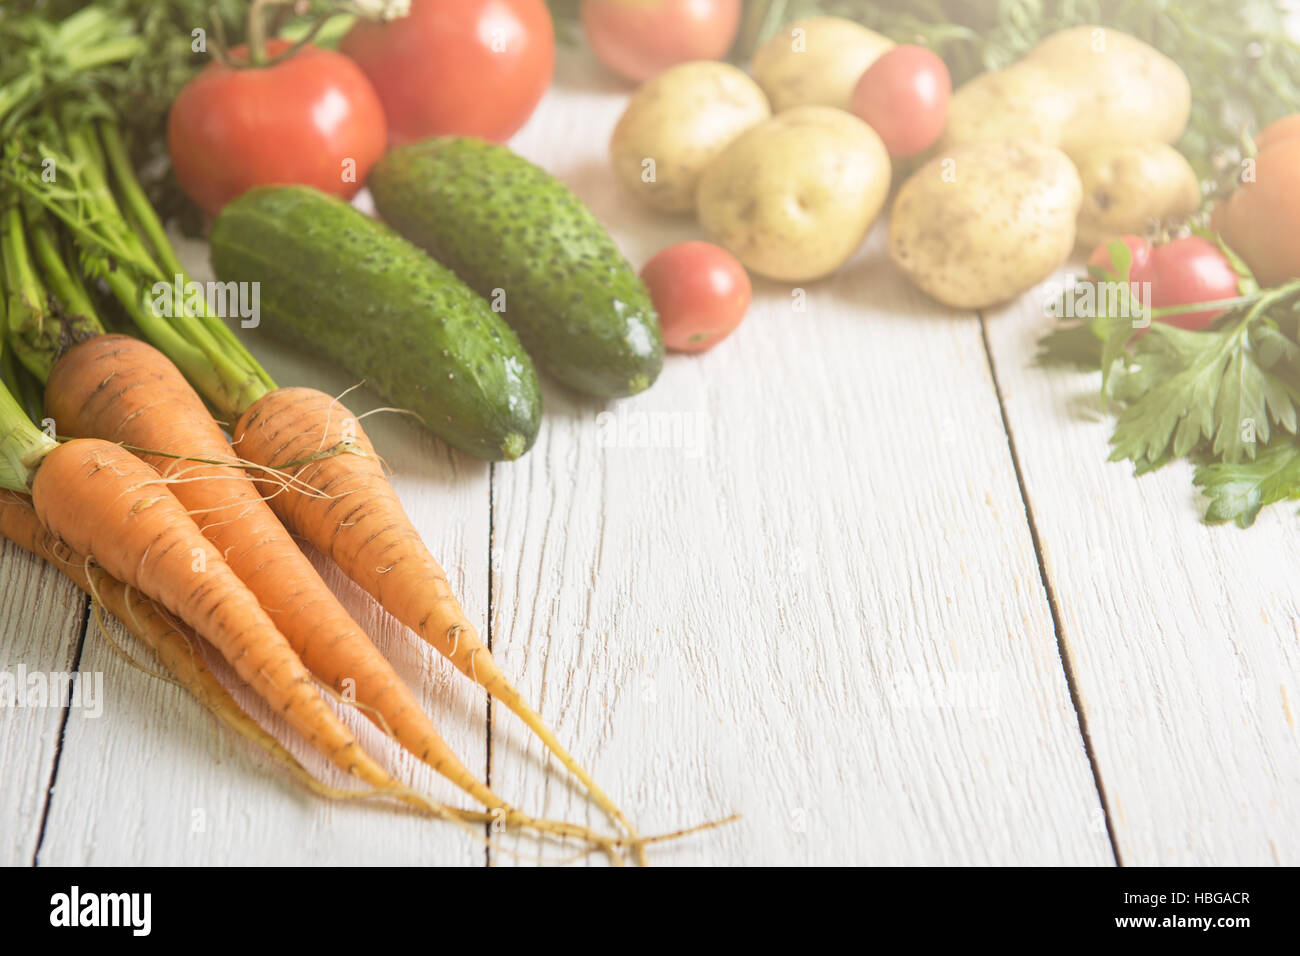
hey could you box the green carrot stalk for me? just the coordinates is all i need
[2,205,61,382]
[97,124,185,279]
[28,213,101,329]
[0,306,44,427]
[0,375,56,493]
[97,123,275,394]
[62,122,272,412]
[4,120,272,419]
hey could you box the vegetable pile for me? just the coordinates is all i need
[727,0,1300,182]
[568,0,1300,525]
[0,2,732,864]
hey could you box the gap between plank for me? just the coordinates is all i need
[484,461,495,868]
[977,314,1124,867]
[31,594,92,867]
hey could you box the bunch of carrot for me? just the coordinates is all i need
[1,6,729,864]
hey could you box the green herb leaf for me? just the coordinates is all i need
[1109,323,1234,470]
[1212,345,1269,460]
[1108,296,1300,473]
[1194,439,1300,527]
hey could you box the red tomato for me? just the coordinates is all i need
[580,0,741,83]
[1150,236,1240,330]
[849,45,950,157]
[167,40,385,217]
[641,241,751,352]
[341,0,553,146]
[1087,235,1156,286]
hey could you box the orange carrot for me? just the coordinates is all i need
[45,336,515,813]
[27,437,407,795]
[233,385,641,845]
[0,490,372,803]
[1,490,625,856]
[43,337,627,854]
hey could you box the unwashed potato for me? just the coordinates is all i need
[940,27,1191,154]
[610,61,770,214]
[1072,142,1202,249]
[751,16,893,112]
[938,63,1077,150]
[1031,27,1191,154]
[890,139,1083,309]
[697,106,890,282]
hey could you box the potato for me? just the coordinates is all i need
[1072,142,1202,249]
[751,16,893,113]
[941,27,1191,154]
[938,63,1077,150]
[1029,27,1191,154]
[697,106,891,282]
[609,62,770,214]
[889,139,1083,309]
[928,26,1192,282]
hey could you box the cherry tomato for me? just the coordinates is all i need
[1087,235,1156,286]
[341,0,554,145]
[168,40,386,217]
[640,241,751,353]
[1211,113,1300,286]
[849,45,950,157]
[580,0,741,84]
[1150,236,1241,330]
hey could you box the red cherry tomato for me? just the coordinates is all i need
[849,45,951,157]
[580,0,741,84]
[167,40,386,217]
[1087,235,1156,286]
[641,241,751,353]
[341,0,554,145]
[1150,236,1241,330]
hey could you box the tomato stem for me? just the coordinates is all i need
[235,1,340,69]
[207,5,234,68]
[246,0,274,67]
[1148,279,1300,321]
[263,16,333,68]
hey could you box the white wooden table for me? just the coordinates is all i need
[2,46,1298,867]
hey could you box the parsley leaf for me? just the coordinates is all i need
[1108,323,1235,469]
[1107,293,1300,472]
[1194,439,1300,527]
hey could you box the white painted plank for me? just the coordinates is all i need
[0,542,85,865]
[485,49,1113,865]
[984,274,1300,865]
[35,240,494,865]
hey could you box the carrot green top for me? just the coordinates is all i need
[3,120,276,423]
[0,373,56,492]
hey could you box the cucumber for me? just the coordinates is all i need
[210,185,541,462]
[369,137,664,398]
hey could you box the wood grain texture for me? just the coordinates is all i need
[0,543,85,865]
[983,275,1300,865]
[485,50,1113,866]
[33,238,494,865]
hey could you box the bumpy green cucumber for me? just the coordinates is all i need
[210,185,540,461]
[368,137,663,398]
